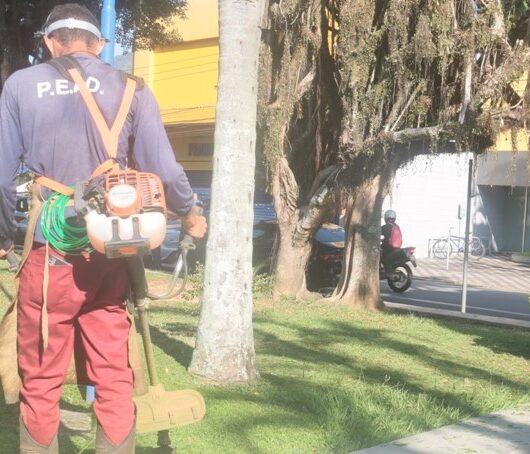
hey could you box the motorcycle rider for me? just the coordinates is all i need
[381,209,402,275]
[0,3,206,452]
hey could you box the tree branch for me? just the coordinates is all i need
[294,69,316,101]
[306,164,340,201]
[459,52,473,124]
[294,183,334,244]
[390,125,442,143]
[390,84,423,131]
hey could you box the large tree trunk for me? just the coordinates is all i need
[332,174,386,310]
[258,0,324,298]
[189,0,264,383]
[269,161,336,298]
[270,162,311,297]
[273,217,312,298]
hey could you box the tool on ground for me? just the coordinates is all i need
[127,204,206,452]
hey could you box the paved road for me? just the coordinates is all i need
[382,279,530,322]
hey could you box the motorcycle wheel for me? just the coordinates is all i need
[387,264,412,293]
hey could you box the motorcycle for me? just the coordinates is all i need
[306,223,417,293]
[380,247,417,293]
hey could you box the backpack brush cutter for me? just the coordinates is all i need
[75,169,206,451]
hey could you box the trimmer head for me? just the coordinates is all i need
[134,384,206,434]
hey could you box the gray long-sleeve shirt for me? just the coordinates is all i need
[0,53,194,249]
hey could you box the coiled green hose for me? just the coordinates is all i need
[40,192,92,255]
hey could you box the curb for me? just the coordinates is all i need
[384,301,530,330]
[511,253,530,264]
[352,405,530,453]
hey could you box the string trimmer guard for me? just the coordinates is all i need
[134,384,206,434]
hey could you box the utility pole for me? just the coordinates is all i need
[100,0,116,65]
[461,159,473,313]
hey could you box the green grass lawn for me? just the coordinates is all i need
[1,262,529,453]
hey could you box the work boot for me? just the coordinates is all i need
[19,418,58,454]
[95,423,135,453]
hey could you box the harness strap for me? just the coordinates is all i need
[90,159,119,180]
[42,242,50,350]
[47,55,85,82]
[34,176,74,197]
[30,66,137,351]
[67,68,137,160]
[35,68,136,195]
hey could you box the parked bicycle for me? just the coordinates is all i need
[431,234,486,260]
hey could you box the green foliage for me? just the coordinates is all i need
[253,272,274,299]
[180,263,205,303]
[114,0,186,49]
[261,0,530,181]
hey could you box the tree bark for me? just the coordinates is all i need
[270,160,310,297]
[189,0,264,383]
[269,159,334,298]
[273,219,312,298]
[332,174,386,310]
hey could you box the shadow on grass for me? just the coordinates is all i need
[0,388,18,451]
[127,304,530,452]
[253,316,529,393]
[143,324,194,369]
[429,317,530,360]
[142,304,200,369]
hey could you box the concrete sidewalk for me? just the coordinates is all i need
[415,255,530,294]
[353,405,530,453]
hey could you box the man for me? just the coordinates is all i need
[0,3,206,452]
[381,209,402,275]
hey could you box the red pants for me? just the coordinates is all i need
[17,245,135,446]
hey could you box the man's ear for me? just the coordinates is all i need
[43,36,59,58]
[43,36,54,53]
[93,38,106,56]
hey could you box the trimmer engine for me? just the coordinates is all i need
[75,170,167,258]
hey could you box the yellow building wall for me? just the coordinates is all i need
[493,129,529,152]
[133,0,218,172]
[490,71,529,153]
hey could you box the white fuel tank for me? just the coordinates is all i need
[85,211,166,255]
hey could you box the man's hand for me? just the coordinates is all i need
[182,213,207,239]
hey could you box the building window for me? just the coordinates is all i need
[189,143,214,157]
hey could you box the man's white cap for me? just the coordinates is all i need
[42,18,104,40]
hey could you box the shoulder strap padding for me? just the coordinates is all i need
[67,67,137,159]
[48,56,145,92]
[47,55,86,81]
[120,71,145,91]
